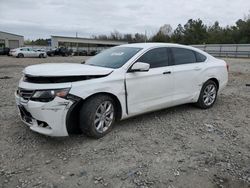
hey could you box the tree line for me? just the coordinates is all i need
[25,38,51,46]
[93,17,250,44]
[26,16,250,45]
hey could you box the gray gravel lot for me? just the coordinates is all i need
[0,56,249,188]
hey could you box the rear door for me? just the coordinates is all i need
[23,48,32,57]
[170,47,205,105]
[126,47,174,115]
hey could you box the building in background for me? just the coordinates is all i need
[51,35,127,52]
[0,31,24,49]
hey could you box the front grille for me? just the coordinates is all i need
[18,88,34,101]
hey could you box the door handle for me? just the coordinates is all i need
[194,67,201,71]
[163,71,171,74]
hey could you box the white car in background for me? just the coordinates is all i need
[15,43,228,138]
[10,47,47,58]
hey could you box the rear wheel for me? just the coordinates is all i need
[17,53,24,58]
[80,95,116,138]
[196,80,218,109]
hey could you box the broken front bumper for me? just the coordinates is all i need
[15,92,74,137]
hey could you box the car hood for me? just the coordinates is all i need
[23,63,114,77]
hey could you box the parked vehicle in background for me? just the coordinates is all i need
[88,50,99,56]
[15,43,228,138]
[35,49,46,52]
[73,49,87,56]
[0,47,10,55]
[46,48,56,56]
[10,47,47,58]
[47,47,73,56]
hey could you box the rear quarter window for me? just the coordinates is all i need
[195,51,207,62]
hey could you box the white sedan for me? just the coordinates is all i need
[15,43,228,138]
[10,47,47,58]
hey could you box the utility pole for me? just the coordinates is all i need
[144,30,147,43]
[76,32,78,56]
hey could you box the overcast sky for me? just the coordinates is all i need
[0,0,249,39]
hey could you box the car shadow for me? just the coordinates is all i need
[22,99,223,148]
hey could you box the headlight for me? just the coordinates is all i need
[31,88,70,102]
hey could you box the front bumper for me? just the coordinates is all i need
[15,92,74,137]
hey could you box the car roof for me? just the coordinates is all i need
[119,42,211,57]
[120,42,189,49]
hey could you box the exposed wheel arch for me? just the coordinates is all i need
[66,92,122,135]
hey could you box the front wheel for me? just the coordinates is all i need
[80,95,116,138]
[196,80,218,109]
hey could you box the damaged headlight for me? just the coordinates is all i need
[31,88,70,102]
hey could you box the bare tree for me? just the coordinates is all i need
[110,30,123,40]
[159,24,173,36]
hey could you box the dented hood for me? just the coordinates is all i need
[23,63,113,77]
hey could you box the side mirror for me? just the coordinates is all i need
[130,62,150,72]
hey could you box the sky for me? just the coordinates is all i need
[0,0,250,39]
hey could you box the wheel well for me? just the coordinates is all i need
[208,78,219,90]
[66,92,122,135]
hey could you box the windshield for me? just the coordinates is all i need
[85,47,142,68]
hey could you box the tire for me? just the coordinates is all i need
[39,54,43,58]
[196,80,218,109]
[17,53,24,58]
[80,95,116,138]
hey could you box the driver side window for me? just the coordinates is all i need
[137,48,169,68]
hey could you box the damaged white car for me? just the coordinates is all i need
[15,43,228,138]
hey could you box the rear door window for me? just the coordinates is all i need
[171,48,196,65]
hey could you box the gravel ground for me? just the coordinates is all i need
[0,56,249,188]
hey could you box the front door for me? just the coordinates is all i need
[126,47,174,116]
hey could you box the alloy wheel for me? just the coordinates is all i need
[94,101,114,133]
[203,84,217,106]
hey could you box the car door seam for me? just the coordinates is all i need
[124,78,129,115]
